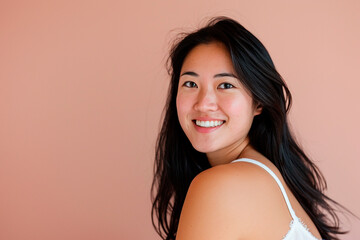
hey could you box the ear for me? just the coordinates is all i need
[254,104,263,116]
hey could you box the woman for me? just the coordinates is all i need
[151,17,346,240]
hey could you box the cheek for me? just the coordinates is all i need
[222,95,255,119]
[176,97,192,136]
[176,93,190,123]
[221,95,243,112]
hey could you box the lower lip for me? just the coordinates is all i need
[193,122,224,133]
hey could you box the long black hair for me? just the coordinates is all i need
[151,16,347,240]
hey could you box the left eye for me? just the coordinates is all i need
[218,83,234,89]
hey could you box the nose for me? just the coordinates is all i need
[194,87,218,112]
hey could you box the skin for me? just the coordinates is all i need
[175,42,322,240]
[176,42,261,167]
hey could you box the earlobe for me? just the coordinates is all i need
[254,105,263,116]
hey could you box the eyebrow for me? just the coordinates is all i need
[180,71,237,79]
[214,72,238,78]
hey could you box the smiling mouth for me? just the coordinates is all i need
[193,120,225,128]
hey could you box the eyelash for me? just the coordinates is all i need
[183,81,235,89]
[183,81,198,88]
[218,83,234,89]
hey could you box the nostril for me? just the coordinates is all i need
[194,99,218,112]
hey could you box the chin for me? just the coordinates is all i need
[190,142,218,154]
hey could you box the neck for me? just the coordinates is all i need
[206,137,250,167]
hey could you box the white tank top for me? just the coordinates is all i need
[231,158,322,240]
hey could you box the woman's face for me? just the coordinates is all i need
[176,42,261,156]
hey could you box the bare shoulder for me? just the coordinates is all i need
[189,161,277,196]
[176,162,293,240]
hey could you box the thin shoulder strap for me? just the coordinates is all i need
[231,158,298,220]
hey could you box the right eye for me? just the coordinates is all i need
[183,81,198,88]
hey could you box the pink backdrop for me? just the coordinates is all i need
[0,0,359,239]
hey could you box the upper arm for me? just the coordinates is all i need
[175,163,293,240]
[176,164,263,240]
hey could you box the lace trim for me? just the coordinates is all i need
[297,218,321,240]
[281,218,321,240]
[281,219,295,240]
[298,217,310,232]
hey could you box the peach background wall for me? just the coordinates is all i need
[0,0,359,239]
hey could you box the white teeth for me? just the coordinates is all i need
[195,120,224,128]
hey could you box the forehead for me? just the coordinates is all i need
[181,42,235,74]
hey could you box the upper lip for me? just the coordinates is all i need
[192,117,225,121]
